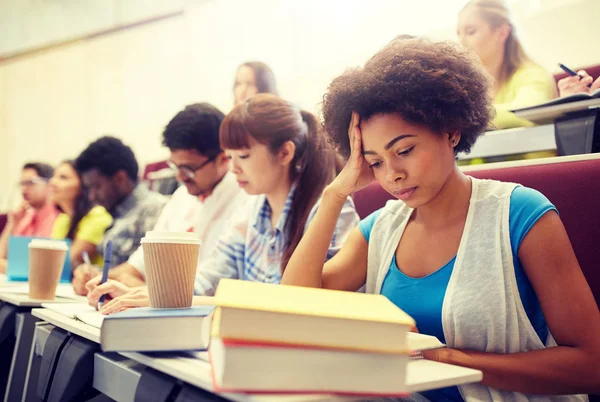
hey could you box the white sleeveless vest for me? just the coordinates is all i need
[365,178,587,402]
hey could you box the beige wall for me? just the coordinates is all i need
[1,0,599,210]
[0,14,192,210]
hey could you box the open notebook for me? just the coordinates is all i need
[511,88,600,113]
[41,303,104,328]
[509,93,600,125]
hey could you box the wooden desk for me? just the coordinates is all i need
[0,283,85,306]
[30,308,482,402]
[513,98,600,125]
[458,124,556,160]
[122,351,482,402]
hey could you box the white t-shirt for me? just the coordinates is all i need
[128,172,249,277]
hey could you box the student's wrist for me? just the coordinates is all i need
[423,347,473,368]
[323,185,351,205]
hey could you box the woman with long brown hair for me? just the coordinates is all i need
[86,94,359,313]
[457,0,556,130]
[49,161,112,269]
[233,61,279,106]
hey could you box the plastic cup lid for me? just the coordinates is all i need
[29,239,69,251]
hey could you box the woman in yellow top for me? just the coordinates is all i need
[458,0,557,130]
[49,161,112,268]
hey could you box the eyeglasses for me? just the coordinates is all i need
[166,156,217,180]
[18,178,48,188]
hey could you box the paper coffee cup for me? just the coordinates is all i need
[141,232,201,309]
[28,239,68,300]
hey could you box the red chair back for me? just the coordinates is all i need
[0,214,7,234]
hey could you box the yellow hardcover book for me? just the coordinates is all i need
[214,279,414,325]
[212,279,415,353]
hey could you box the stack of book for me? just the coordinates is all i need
[63,278,480,396]
[208,279,437,397]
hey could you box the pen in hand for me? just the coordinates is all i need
[558,63,592,88]
[82,251,92,267]
[98,241,113,310]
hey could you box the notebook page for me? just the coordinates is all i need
[41,303,96,318]
[75,311,105,328]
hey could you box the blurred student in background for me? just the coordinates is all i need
[71,137,166,294]
[90,103,249,289]
[233,61,278,106]
[558,70,600,96]
[0,162,58,273]
[458,0,556,130]
[49,161,112,268]
[86,94,359,313]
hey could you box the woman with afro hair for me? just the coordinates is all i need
[282,38,599,401]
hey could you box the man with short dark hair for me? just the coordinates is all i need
[86,103,248,291]
[0,162,58,273]
[72,136,167,294]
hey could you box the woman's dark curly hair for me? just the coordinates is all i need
[322,38,495,157]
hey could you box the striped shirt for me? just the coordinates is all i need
[194,186,359,295]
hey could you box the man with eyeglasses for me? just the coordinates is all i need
[0,162,59,273]
[85,103,249,290]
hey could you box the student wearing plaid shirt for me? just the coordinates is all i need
[87,94,359,313]
[191,182,357,295]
